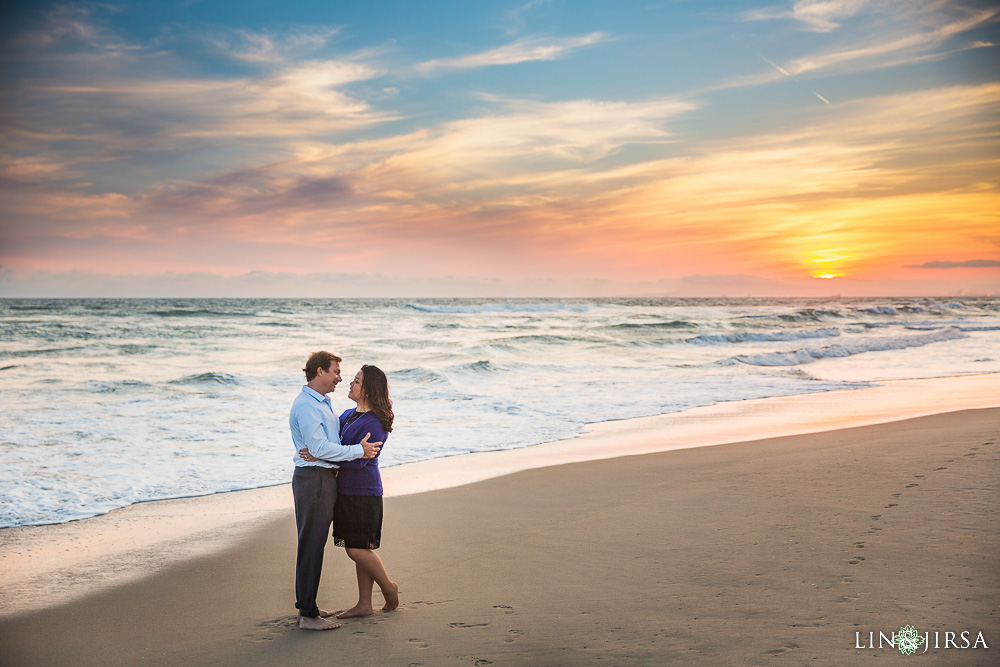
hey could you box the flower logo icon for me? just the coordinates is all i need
[897,625,926,655]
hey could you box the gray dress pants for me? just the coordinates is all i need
[292,466,338,618]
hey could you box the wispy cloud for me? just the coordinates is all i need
[784,5,999,77]
[206,26,342,63]
[744,0,873,33]
[9,3,139,53]
[415,33,606,73]
[2,9,397,184]
[717,1,999,98]
[0,154,80,183]
[8,60,393,166]
[503,0,551,35]
[905,260,1000,268]
[364,96,690,178]
[124,94,696,225]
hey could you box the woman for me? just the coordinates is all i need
[301,364,398,618]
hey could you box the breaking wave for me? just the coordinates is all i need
[168,372,243,385]
[408,303,589,314]
[723,327,968,366]
[606,321,698,331]
[688,327,840,345]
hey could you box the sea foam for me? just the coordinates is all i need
[408,303,590,313]
[688,327,840,345]
[724,327,968,366]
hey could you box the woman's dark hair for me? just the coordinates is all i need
[360,364,394,433]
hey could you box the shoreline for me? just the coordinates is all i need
[1,372,999,619]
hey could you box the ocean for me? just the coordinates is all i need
[2,297,998,528]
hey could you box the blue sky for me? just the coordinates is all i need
[1,0,998,296]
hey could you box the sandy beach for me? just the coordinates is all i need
[2,387,998,664]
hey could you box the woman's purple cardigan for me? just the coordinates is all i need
[336,408,388,496]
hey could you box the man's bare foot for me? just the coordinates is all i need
[381,581,400,611]
[336,603,375,619]
[297,613,342,630]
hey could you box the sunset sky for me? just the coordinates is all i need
[1,0,998,297]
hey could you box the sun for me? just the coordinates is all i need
[806,248,853,280]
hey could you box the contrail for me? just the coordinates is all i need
[760,54,832,105]
[760,55,790,77]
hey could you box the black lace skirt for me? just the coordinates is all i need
[333,494,383,550]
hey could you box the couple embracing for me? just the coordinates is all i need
[289,351,398,631]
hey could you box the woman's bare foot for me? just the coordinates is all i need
[336,603,375,619]
[318,608,339,618]
[297,613,342,630]
[381,581,399,611]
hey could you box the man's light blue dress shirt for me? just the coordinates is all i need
[289,386,364,467]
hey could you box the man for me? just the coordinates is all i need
[290,351,381,631]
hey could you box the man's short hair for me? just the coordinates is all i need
[303,351,342,381]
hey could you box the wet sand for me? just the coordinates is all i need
[1,407,997,665]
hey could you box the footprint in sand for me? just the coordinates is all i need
[885,503,898,508]
[848,556,865,565]
[448,622,489,629]
[245,616,298,641]
[404,600,453,611]
[505,629,524,644]
[906,483,919,488]
[935,466,947,470]
[354,615,387,626]
[766,643,799,655]
[474,659,493,666]
[853,541,865,548]
[891,492,903,497]
[870,514,881,520]
[914,474,925,478]
[408,638,429,649]
[492,605,514,615]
